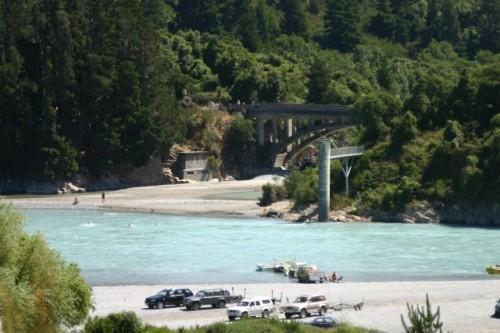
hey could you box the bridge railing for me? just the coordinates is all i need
[331,146,365,158]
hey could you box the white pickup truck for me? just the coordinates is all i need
[281,295,328,319]
[227,296,275,321]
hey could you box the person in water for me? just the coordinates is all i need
[73,197,79,205]
[101,192,105,203]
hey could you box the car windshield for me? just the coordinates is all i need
[195,291,205,297]
[294,296,308,303]
[238,301,249,306]
[156,290,169,296]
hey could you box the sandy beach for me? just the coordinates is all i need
[3,176,279,217]
[92,281,500,333]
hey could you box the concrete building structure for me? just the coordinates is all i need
[177,151,210,181]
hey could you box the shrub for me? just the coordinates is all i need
[0,205,92,333]
[84,312,142,333]
[284,168,319,206]
[260,183,287,206]
[401,294,445,333]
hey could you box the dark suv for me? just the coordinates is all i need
[145,288,193,309]
[184,289,242,310]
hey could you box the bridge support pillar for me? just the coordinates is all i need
[318,139,331,222]
[272,118,278,143]
[286,118,293,152]
[257,116,265,146]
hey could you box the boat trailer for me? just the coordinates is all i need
[330,299,364,311]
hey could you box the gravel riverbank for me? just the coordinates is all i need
[92,280,500,333]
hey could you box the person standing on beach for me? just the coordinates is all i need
[101,192,106,203]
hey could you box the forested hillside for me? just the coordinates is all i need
[1,0,499,206]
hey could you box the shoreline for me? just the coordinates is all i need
[4,178,500,226]
[92,280,500,333]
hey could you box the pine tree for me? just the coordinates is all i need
[280,0,309,37]
[234,0,261,51]
[479,0,500,52]
[439,0,460,45]
[370,0,397,40]
[306,56,332,104]
[324,0,362,52]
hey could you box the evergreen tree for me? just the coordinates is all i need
[234,1,261,51]
[479,0,500,52]
[370,0,397,40]
[256,0,281,44]
[439,0,460,45]
[306,56,332,104]
[280,0,309,37]
[324,0,362,52]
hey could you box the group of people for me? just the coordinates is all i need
[72,192,106,205]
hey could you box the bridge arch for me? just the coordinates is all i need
[231,103,357,168]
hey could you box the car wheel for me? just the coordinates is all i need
[319,306,327,316]
[192,303,200,311]
[241,312,249,319]
[262,309,270,318]
[186,305,191,310]
[228,316,235,321]
[147,305,153,309]
[285,313,292,319]
[299,309,307,318]
[218,300,225,308]
[157,302,164,309]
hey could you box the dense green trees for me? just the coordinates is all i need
[0,0,499,209]
[0,205,92,332]
[324,0,362,52]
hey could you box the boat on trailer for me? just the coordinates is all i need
[486,265,500,275]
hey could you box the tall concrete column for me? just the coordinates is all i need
[257,116,265,146]
[272,118,278,143]
[286,118,293,152]
[318,139,331,222]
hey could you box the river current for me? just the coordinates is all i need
[23,209,500,285]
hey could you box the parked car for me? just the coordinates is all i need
[302,316,339,328]
[145,288,193,309]
[184,289,242,311]
[281,295,328,319]
[227,296,275,321]
[493,298,500,318]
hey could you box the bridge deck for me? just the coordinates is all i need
[233,103,350,117]
[331,146,365,160]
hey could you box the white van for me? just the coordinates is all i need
[227,296,275,321]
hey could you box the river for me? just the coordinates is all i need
[23,209,500,285]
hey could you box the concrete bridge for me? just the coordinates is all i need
[232,103,356,167]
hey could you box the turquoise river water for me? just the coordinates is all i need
[23,209,500,286]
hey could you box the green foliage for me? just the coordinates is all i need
[222,117,256,168]
[1,0,500,213]
[324,0,362,52]
[391,111,419,148]
[401,294,444,333]
[0,205,92,333]
[260,183,287,206]
[83,316,381,333]
[285,168,319,206]
[84,312,142,333]
[307,55,333,104]
[280,0,309,37]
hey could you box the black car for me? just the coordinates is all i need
[305,316,339,329]
[145,288,193,309]
[184,289,242,310]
